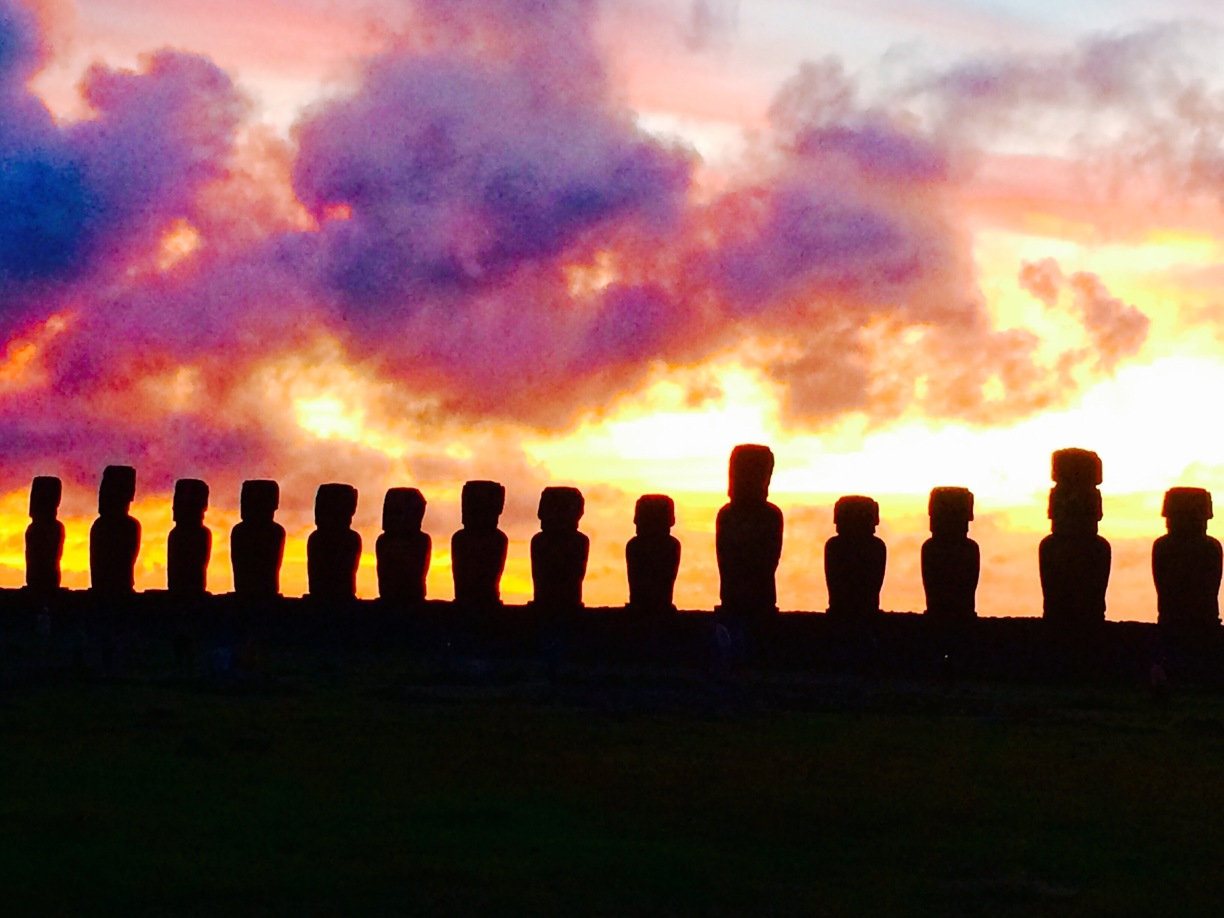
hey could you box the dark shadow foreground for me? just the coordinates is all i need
[3,653,1224,917]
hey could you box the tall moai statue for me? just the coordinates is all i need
[1039,448,1111,626]
[1153,487,1222,633]
[531,487,590,610]
[25,476,64,594]
[922,487,980,622]
[824,495,887,618]
[307,483,361,600]
[716,445,784,617]
[451,480,508,608]
[626,494,681,612]
[167,479,211,595]
[377,487,431,605]
[90,465,140,595]
[231,480,286,598]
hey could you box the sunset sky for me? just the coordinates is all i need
[4,0,1224,618]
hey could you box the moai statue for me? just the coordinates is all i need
[922,487,980,622]
[307,483,361,600]
[531,487,590,610]
[825,495,887,618]
[716,445,784,617]
[25,476,64,594]
[1153,487,1222,633]
[90,465,140,595]
[377,487,431,605]
[167,479,211,595]
[451,480,508,608]
[1039,448,1111,627]
[231,480,285,598]
[626,494,681,612]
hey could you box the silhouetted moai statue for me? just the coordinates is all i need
[377,487,431,605]
[922,487,979,622]
[25,476,64,594]
[1040,448,1110,627]
[307,483,361,601]
[626,494,681,612]
[231,480,285,598]
[824,495,887,619]
[90,465,140,595]
[167,479,211,595]
[451,480,508,608]
[716,445,784,618]
[531,487,589,610]
[1153,487,1221,634]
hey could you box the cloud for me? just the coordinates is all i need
[0,26,244,318]
[908,23,1224,203]
[0,0,1180,497]
[0,0,43,83]
[1019,258,1150,372]
[683,0,738,52]
[293,51,690,309]
[70,51,245,254]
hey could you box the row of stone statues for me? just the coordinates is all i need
[19,446,1223,631]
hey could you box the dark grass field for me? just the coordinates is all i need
[4,657,1224,917]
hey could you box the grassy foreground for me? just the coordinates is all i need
[2,670,1223,916]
